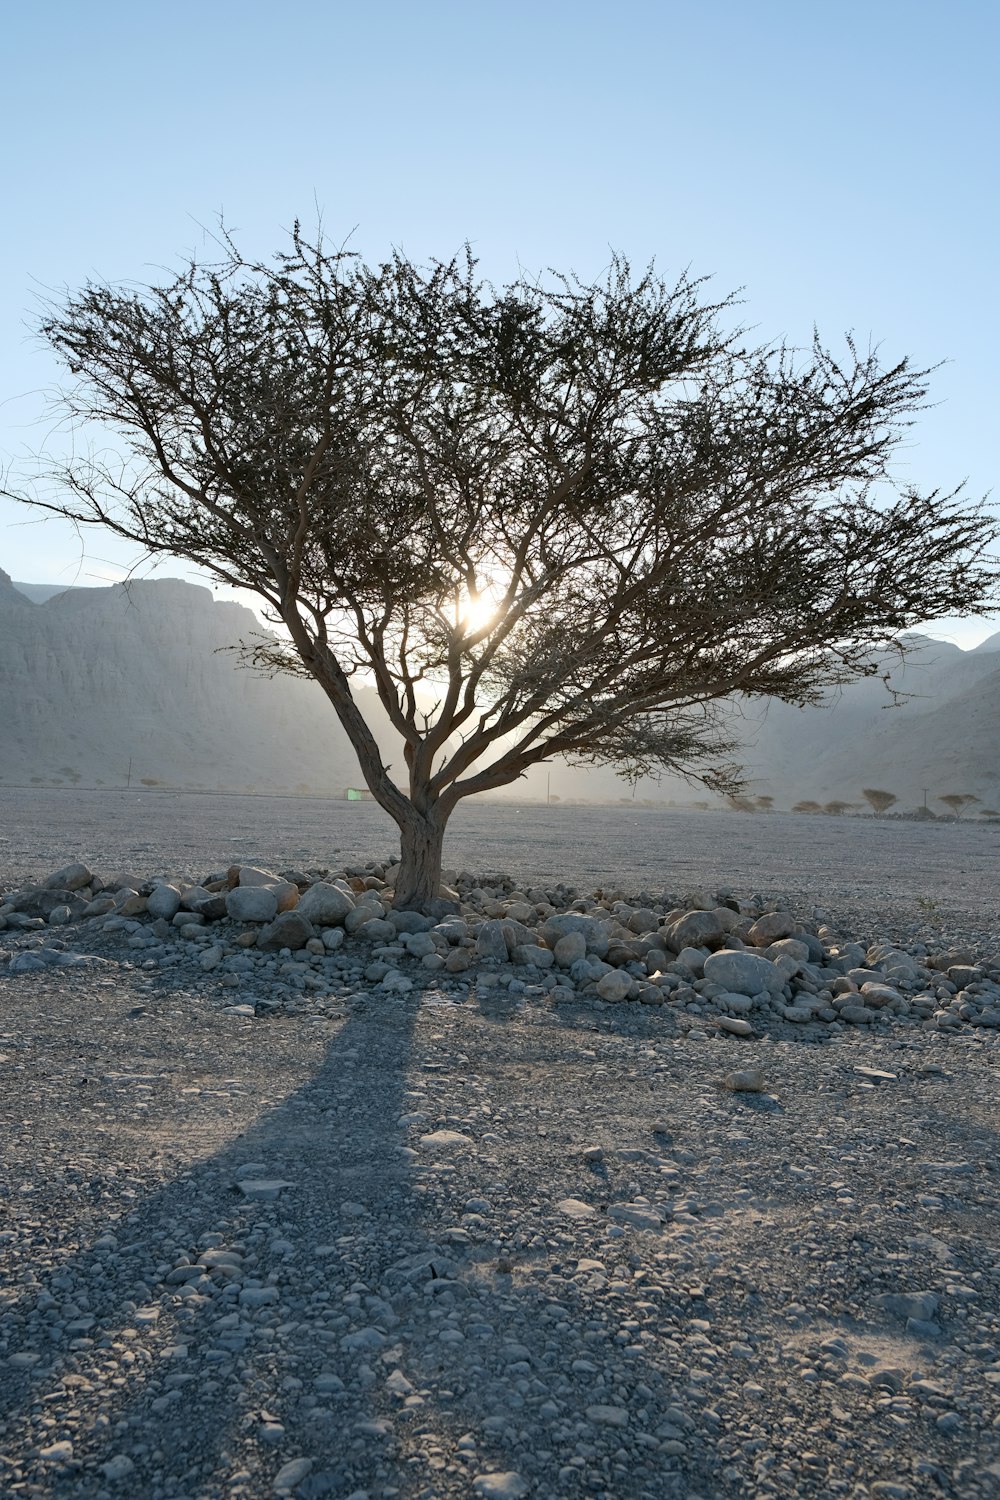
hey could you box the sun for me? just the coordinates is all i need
[457,579,507,635]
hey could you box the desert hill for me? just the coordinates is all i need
[0,570,394,794]
[3,569,998,810]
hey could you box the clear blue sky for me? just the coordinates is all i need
[1,0,996,641]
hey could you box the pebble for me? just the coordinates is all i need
[722,1069,766,1092]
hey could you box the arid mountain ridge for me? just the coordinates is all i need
[3,568,998,811]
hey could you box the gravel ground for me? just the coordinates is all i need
[1,797,999,1500]
[1,788,998,943]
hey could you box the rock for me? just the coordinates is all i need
[839,1004,877,1024]
[295,882,356,926]
[586,1403,629,1427]
[665,910,724,949]
[717,1015,754,1037]
[320,927,344,952]
[747,910,797,945]
[274,1457,314,1493]
[44,862,92,891]
[226,886,278,923]
[765,937,811,963]
[607,1202,663,1230]
[238,1180,295,1202]
[388,909,436,934]
[876,1291,939,1322]
[861,982,906,1008]
[722,1069,766,1092]
[420,1129,475,1150]
[100,1454,136,1483]
[627,907,660,934]
[596,969,633,1002]
[676,945,709,976]
[473,1474,529,1500]
[345,903,381,934]
[538,912,610,957]
[47,904,72,925]
[703,949,783,997]
[257,911,315,951]
[553,930,587,966]
[557,1197,597,1220]
[476,920,510,961]
[39,1440,74,1462]
[513,943,554,968]
[147,883,182,920]
[403,931,438,958]
[236,864,281,886]
[272,880,300,913]
[445,949,473,973]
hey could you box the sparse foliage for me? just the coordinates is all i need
[8,227,1000,906]
[862,788,898,816]
[938,793,980,818]
[754,795,775,811]
[792,800,824,814]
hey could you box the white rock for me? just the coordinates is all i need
[237,865,281,886]
[557,1197,597,1220]
[226,886,278,923]
[420,1129,475,1150]
[473,1474,529,1499]
[703,949,783,997]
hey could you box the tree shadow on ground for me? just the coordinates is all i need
[0,985,695,1500]
[4,977,995,1500]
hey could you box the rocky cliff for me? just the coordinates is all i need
[4,570,999,810]
[1,571,391,793]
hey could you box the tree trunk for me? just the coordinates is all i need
[392,807,448,911]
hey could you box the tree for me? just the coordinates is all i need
[8,229,999,907]
[862,788,898,816]
[792,801,823,814]
[726,794,758,812]
[823,799,851,815]
[754,795,775,812]
[938,793,980,818]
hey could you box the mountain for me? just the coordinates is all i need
[3,569,998,810]
[0,570,393,794]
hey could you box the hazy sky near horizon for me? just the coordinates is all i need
[1,0,996,643]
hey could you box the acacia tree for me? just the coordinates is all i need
[938,793,980,818]
[8,230,999,907]
[862,788,898,816]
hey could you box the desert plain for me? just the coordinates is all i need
[1,790,998,1500]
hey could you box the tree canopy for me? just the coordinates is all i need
[8,227,999,905]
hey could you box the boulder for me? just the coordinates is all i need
[226,886,278,923]
[596,969,633,1002]
[538,913,610,957]
[476,920,510,962]
[147,884,183,921]
[703,949,783,997]
[295,882,355,926]
[553,931,587,966]
[664,910,724,950]
[257,911,315,951]
[44,862,93,892]
[747,911,797,946]
[236,865,281,886]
